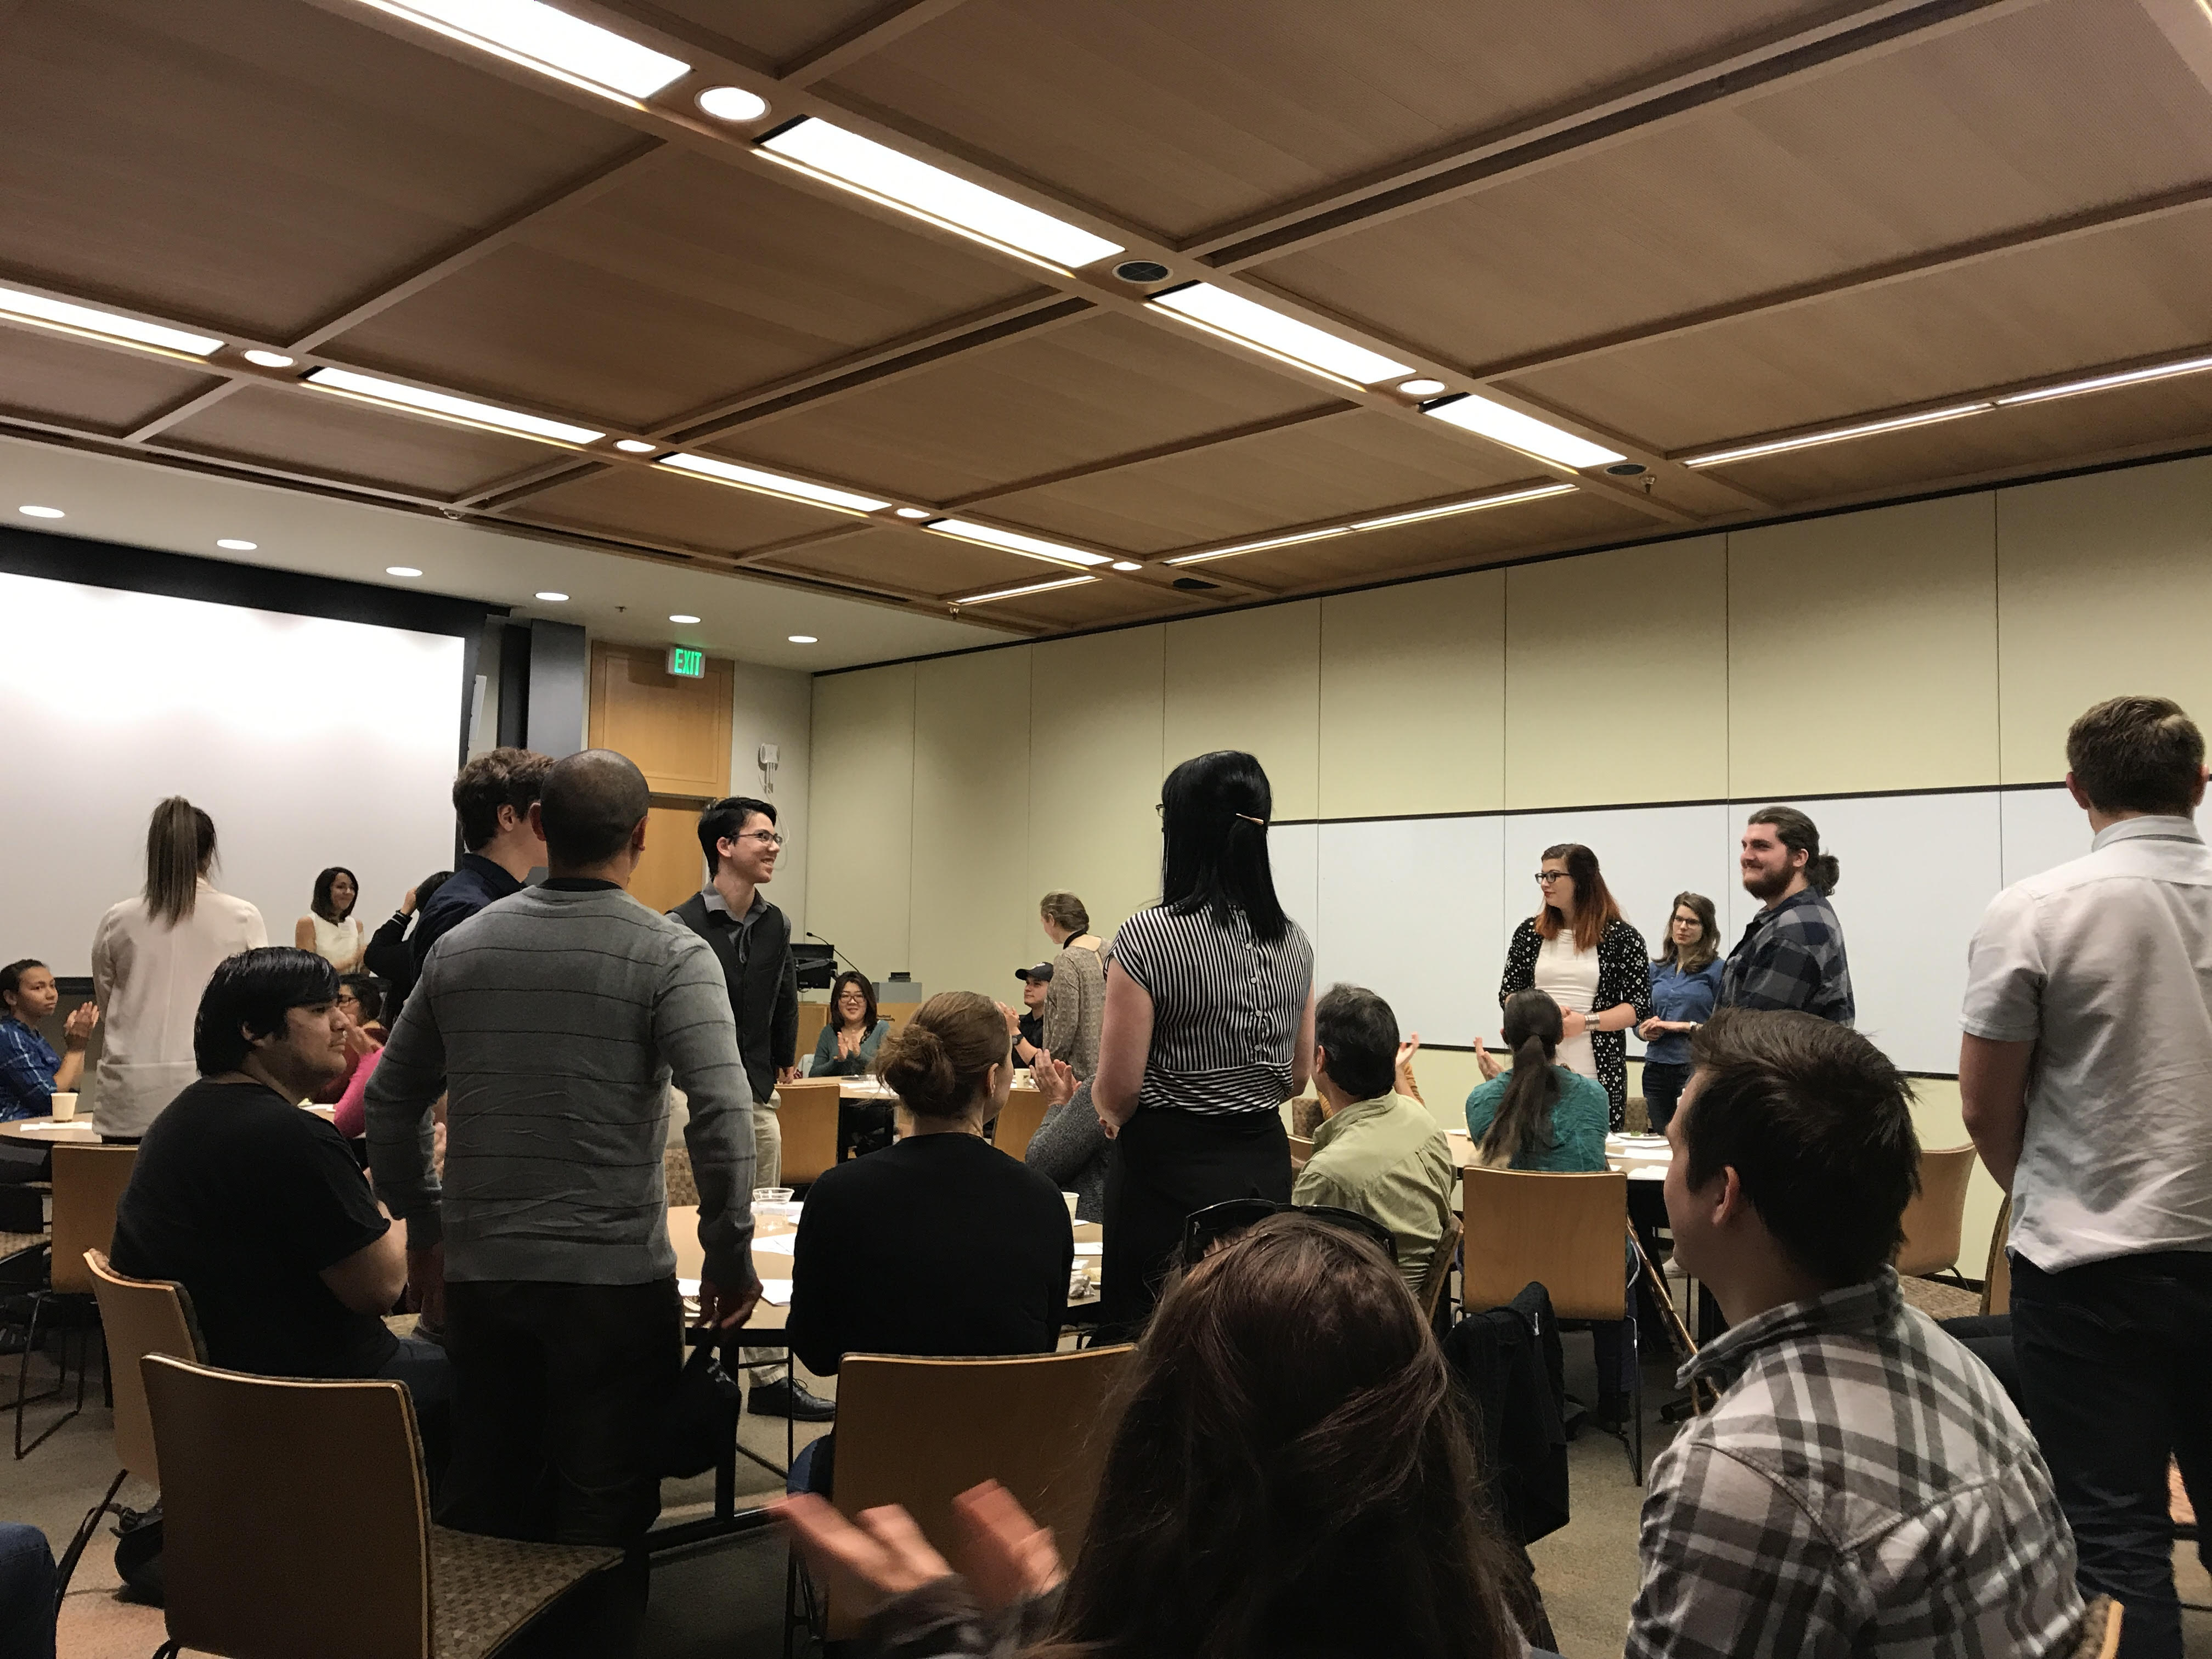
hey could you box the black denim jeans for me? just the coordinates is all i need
[2011,1250,2212,1659]
[1638,1063,1689,1133]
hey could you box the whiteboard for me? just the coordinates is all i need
[0,572,465,977]
[1315,816,1503,1048]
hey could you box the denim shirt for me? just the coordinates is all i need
[1644,958,1723,1066]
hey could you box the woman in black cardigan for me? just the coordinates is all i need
[1497,843,1651,1129]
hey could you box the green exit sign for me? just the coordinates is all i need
[667,645,705,679]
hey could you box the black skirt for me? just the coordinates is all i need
[1098,1107,1291,1333]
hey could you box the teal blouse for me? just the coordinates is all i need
[1463,1065,1610,1173]
[810,1018,890,1078]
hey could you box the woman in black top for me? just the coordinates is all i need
[1498,843,1650,1130]
[362,869,451,1012]
[787,990,1074,1492]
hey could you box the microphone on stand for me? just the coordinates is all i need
[806,931,870,983]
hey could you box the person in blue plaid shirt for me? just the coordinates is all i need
[1717,806,1854,1024]
[1629,1009,2089,1659]
[0,959,98,1121]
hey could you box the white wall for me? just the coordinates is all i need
[727,659,814,939]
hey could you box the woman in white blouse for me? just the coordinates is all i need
[91,797,266,1141]
[1494,843,1650,1131]
[296,866,364,972]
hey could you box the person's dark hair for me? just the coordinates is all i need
[1480,990,1563,1167]
[194,947,340,1075]
[1040,891,1090,935]
[828,969,877,1036]
[1746,806,1839,895]
[1159,751,1288,945]
[538,750,650,867]
[311,866,359,924]
[2067,695,2206,817]
[876,990,1008,1120]
[453,748,552,853]
[1532,843,1621,952]
[1655,890,1720,974]
[338,972,382,1027]
[144,797,217,928]
[1314,983,1397,1102]
[696,795,777,871]
[1044,1211,1528,1659]
[413,869,455,915]
[1684,1009,1920,1285]
[0,960,45,1018]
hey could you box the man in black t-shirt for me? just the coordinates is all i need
[111,949,450,1428]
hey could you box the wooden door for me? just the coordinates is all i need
[635,803,708,915]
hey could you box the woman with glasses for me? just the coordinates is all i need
[811,970,890,1079]
[1636,891,1722,1132]
[1094,751,1316,1336]
[1497,843,1650,1131]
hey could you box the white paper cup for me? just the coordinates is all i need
[1062,1191,1080,1221]
[49,1092,77,1121]
[754,1187,794,1205]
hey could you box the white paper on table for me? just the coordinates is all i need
[753,1232,797,1255]
[678,1278,701,1297]
[1073,1242,1103,1257]
[759,1278,794,1305]
[1627,1167,1666,1181]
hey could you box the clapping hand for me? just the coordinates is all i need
[61,1002,99,1049]
[836,1026,862,1059]
[996,1000,1023,1035]
[1032,1052,1075,1107]
[1475,1040,1504,1082]
[776,1480,1062,1619]
[1637,1015,1663,1042]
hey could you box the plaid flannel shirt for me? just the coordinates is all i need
[0,1016,59,1121]
[1718,885,1854,1024]
[1627,1270,2084,1659]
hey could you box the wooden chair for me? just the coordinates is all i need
[992,1087,1049,1163]
[663,1143,699,1207]
[1461,1166,1644,1481]
[777,1080,842,1186]
[1981,1195,2012,1316]
[1896,1144,1979,1278]
[14,1142,134,1458]
[1417,1212,1462,1330]
[1288,1134,1314,1173]
[141,1353,622,1659]
[800,1345,1136,1644]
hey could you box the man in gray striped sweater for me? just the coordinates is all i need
[368,749,758,1581]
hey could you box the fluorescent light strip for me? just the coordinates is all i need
[303,367,603,446]
[1147,285,1412,388]
[924,518,1113,567]
[1423,393,1624,470]
[0,283,222,359]
[354,0,689,106]
[956,575,1097,606]
[758,119,1121,274]
[1683,402,1993,468]
[1166,527,1350,566]
[658,452,889,515]
[1996,353,2212,407]
[1350,483,1577,531]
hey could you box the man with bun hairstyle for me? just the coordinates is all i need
[1718,805,1854,1025]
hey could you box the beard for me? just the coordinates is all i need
[1741,860,1791,902]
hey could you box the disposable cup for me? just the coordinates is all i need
[49,1092,77,1121]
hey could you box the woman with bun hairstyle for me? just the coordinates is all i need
[786,990,1074,1493]
[1498,842,1651,1131]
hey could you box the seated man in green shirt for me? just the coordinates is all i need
[1293,984,1457,1293]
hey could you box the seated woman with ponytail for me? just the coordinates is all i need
[1463,990,1609,1173]
[786,990,1075,1492]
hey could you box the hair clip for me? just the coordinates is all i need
[1234,813,1268,827]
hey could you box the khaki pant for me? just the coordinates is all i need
[753,1091,781,1191]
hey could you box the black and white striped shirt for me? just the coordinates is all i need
[1111,904,1314,1118]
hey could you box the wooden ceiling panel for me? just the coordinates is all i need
[644,0,893,66]
[752,525,1044,595]
[983,577,1201,630]
[499,463,849,555]
[828,0,1837,238]
[1510,210,2212,453]
[0,0,637,342]
[327,151,1046,431]
[1214,490,1654,590]
[158,384,551,498]
[1253,0,2212,370]
[0,331,222,434]
[985,409,1537,553]
[710,311,1323,502]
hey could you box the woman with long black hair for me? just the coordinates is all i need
[1092,751,1316,1334]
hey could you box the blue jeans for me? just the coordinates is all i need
[0,1523,55,1659]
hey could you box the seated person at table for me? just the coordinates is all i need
[1002,962,1049,1066]
[1465,989,1608,1171]
[1291,984,1455,1295]
[777,1211,1544,1659]
[0,958,98,1120]
[1024,1054,1109,1222]
[811,969,890,1077]
[787,991,1074,1490]
[1628,1010,2085,1659]
[109,949,452,1423]
[313,972,384,1106]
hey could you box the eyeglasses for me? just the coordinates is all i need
[737,830,785,848]
[336,991,360,1007]
[1180,1199,1397,1268]
[1533,871,1567,884]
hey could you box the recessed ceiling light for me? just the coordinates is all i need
[242,349,295,369]
[18,504,64,519]
[1349,483,1577,531]
[1683,402,1993,467]
[386,566,423,578]
[1147,284,1412,389]
[1423,393,1625,470]
[1167,527,1348,566]
[669,613,701,624]
[303,367,603,447]
[0,283,222,359]
[1397,378,1448,397]
[894,506,933,520]
[354,0,689,105]
[758,118,1122,274]
[534,591,569,602]
[658,452,890,515]
[696,85,768,122]
[1996,352,2212,407]
[1109,560,1143,572]
[954,576,1096,606]
[613,438,657,454]
[924,518,1113,567]
[216,538,258,551]
[787,634,818,644]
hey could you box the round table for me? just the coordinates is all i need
[0,1115,98,1147]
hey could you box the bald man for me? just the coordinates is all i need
[369,749,758,1630]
